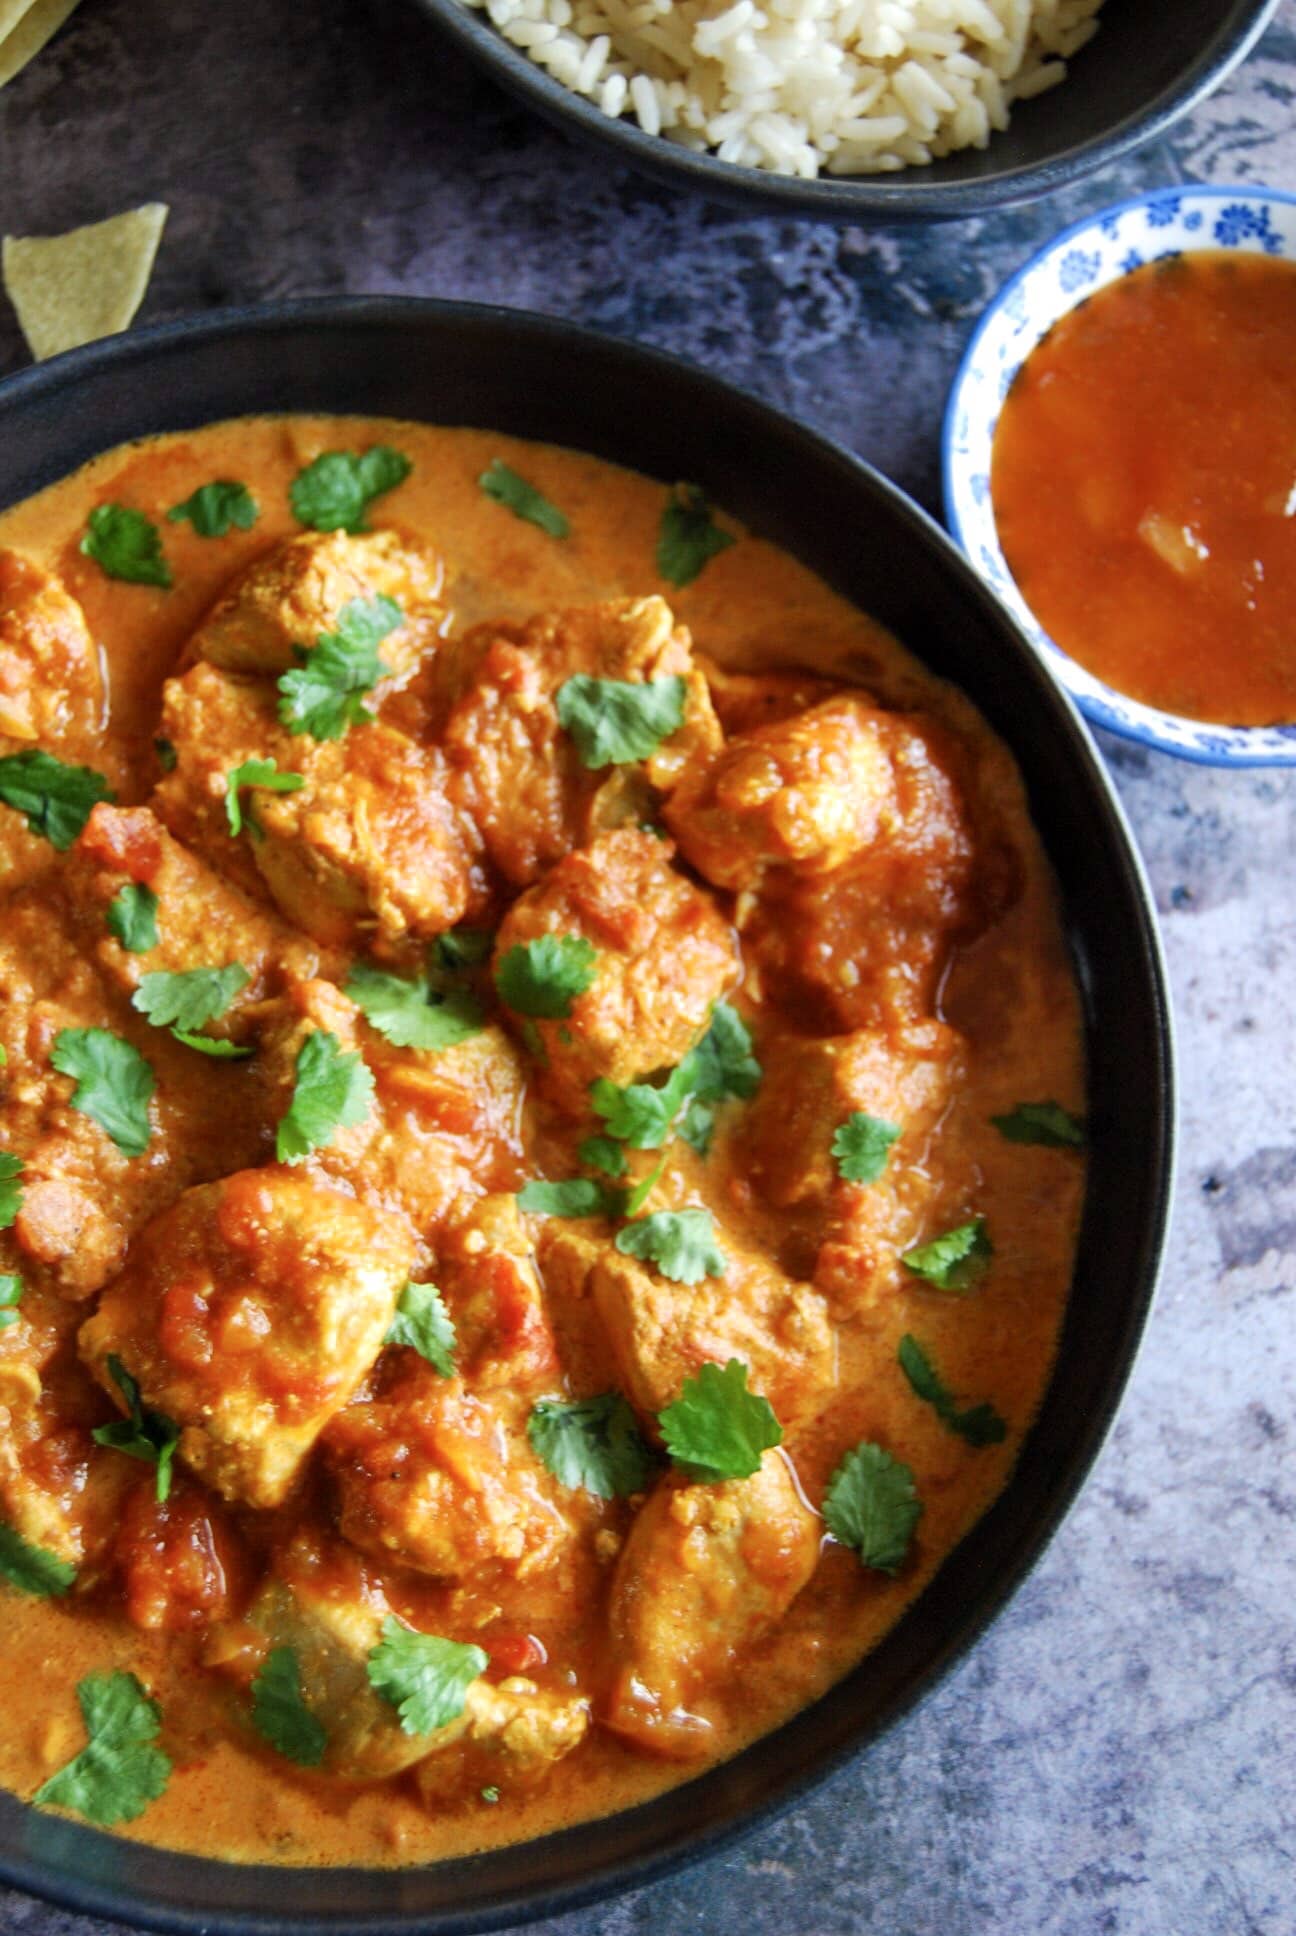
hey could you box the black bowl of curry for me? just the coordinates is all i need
[0,301,1172,1933]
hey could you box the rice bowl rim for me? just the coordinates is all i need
[410,0,1284,218]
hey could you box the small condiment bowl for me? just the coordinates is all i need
[943,183,1296,766]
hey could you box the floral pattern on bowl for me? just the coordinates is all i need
[942,185,1296,768]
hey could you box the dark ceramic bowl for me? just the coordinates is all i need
[414,0,1282,219]
[0,300,1173,1933]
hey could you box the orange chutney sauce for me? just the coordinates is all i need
[991,251,1296,725]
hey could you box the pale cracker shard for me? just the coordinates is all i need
[0,0,81,90]
[2,203,168,362]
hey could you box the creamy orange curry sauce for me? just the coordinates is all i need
[0,418,1084,1866]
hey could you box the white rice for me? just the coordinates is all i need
[458,0,1104,178]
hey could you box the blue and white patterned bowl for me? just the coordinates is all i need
[943,185,1296,767]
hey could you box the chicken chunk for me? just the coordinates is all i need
[435,1194,559,1390]
[78,1169,413,1509]
[113,1479,247,1634]
[492,829,738,1116]
[0,550,103,750]
[741,1020,965,1313]
[443,596,721,887]
[411,1674,590,1805]
[696,658,838,737]
[666,695,898,891]
[185,529,446,680]
[603,1451,819,1757]
[326,1364,579,1584]
[537,1220,834,1429]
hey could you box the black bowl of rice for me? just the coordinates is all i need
[413,0,1282,217]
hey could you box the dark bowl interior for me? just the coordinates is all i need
[413,0,1282,219]
[0,300,1174,1934]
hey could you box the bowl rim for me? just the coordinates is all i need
[942,180,1296,766]
[411,0,1283,219]
[0,296,1176,1935]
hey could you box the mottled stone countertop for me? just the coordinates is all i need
[2,4,1295,1932]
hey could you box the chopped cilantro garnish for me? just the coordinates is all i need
[277,594,402,741]
[0,750,113,851]
[579,1135,627,1179]
[50,1027,154,1157]
[684,1001,761,1103]
[170,1031,253,1060]
[167,480,259,537]
[435,927,494,971]
[495,933,598,1020]
[517,1177,620,1219]
[678,1098,715,1157]
[615,1207,726,1285]
[154,736,178,773]
[623,1153,667,1217]
[290,446,411,534]
[0,1152,24,1230]
[481,1784,500,1804]
[555,674,687,770]
[590,1062,693,1150]
[527,1392,658,1499]
[366,1617,487,1736]
[251,1646,327,1767]
[386,1280,457,1377]
[0,1274,23,1331]
[832,1112,901,1185]
[656,483,735,588]
[0,1521,74,1597]
[479,460,570,539]
[346,961,483,1052]
[106,882,159,953]
[276,1029,375,1164]
[225,757,306,838]
[92,1355,180,1502]
[991,1101,1085,1149]
[822,1441,922,1574]
[658,1359,781,1482]
[33,1672,171,1825]
[897,1334,1006,1448]
[80,504,172,588]
[902,1217,992,1293]
[133,964,250,1034]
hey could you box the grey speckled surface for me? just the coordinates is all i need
[2,5,1296,1932]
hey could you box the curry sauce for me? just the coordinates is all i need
[0,418,1084,1867]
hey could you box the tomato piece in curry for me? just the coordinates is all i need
[0,418,1084,1866]
[992,250,1296,726]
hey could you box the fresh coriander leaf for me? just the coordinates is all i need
[683,1001,761,1103]
[51,1028,154,1157]
[290,446,411,534]
[0,1520,74,1596]
[832,1112,901,1185]
[92,1356,180,1503]
[579,1135,627,1179]
[170,1031,253,1059]
[527,1392,658,1499]
[386,1280,457,1377]
[495,933,598,1020]
[276,1029,374,1164]
[435,927,494,971]
[367,1616,487,1736]
[133,964,250,1034]
[251,1646,327,1767]
[225,757,306,838]
[991,1100,1085,1149]
[481,1785,500,1803]
[517,1178,620,1219]
[346,961,483,1052]
[277,594,402,741]
[0,750,113,851]
[623,1154,668,1218]
[555,674,687,770]
[902,1217,992,1293]
[154,736,178,773]
[0,1152,24,1231]
[822,1441,922,1574]
[479,460,570,539]
[80,504,172,588]
[615,1207,726,1285]
[897,1334,1007,1449]
[167,480,259,537]
[33,1672,171,1825]
[656,483,735,588]
[658,1358,782,1482]
[106,882,159,953]
[0,1273,23,1331]
[678,1098,715,1157]
[590,1061,693,1150]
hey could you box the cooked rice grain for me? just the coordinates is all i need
[457,0,1103,177]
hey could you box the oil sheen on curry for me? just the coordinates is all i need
[0,418,1084,1867]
